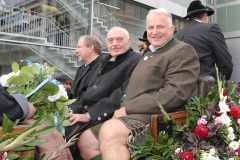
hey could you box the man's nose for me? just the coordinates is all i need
[112,39,118,45]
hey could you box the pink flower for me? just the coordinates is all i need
[214,117,224,126]
[197,117,208,125]
[238,119,240,125]
[175,148,181,154]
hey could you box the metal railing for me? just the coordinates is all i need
[57,0,108,49]
[0,5,77,48]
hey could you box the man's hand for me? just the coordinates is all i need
[24,103,36,120]
[112,107,127,119]
[67,113,90,126]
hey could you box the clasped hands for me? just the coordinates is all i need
[66,107,127,126]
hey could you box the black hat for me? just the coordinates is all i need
[138,31,148,41]
[184,0,214,19]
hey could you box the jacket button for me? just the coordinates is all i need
[93,85,97,89]
[84,105,88,109]
[103,113,107,116]
[98,117,101,121]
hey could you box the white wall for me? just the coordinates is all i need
[225,36,240,82]
[133,0,186,17]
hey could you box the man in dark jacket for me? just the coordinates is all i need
[68,35,103,100]
[66,27,142,159]
[0,84,35,124]
[175,0,233,80]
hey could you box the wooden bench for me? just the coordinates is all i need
[151,75,215,141]
[0,125,35,156]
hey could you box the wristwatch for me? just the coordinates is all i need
[85,112,91,120]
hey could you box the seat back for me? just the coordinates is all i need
[197,75,215,98]
[151,75,215,141]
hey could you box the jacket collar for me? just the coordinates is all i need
[101,48,133,64]
[155,37,177,52]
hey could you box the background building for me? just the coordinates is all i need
[0,0,238,82]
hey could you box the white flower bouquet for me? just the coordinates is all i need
[0,60,74,133]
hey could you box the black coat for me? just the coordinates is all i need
[175,21,233,80]
[0,84,29,124]
[68,55,102,99]
[66,48,141,138]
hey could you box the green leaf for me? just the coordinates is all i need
[47,66,55,75]
[12,62,19,73]
[30,64,40,75]
[6,86,25,94]
[41,82,59,95]
[62,119,71,126]
[13,146,35,151]
[64,99,76,105]
[26,140,46,146]
[6,153,19,160]
[2,114,14,134]
[58,95,68,102]
[8,73,31,85]
[56,101,64,111]
[61,105,70,117]
[20,65,30,73]
[25,116,45,131]
[31,126,55,137]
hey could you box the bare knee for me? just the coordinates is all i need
[99,119,130,146]
[78,129,99,159]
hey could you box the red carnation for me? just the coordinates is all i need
[193,124,209,139]
[230,106,240,119]
[238,147,240,156]
[180,150,194,160]
[223,90,228,96]
[0,154,2,160]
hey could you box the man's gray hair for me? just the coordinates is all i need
[146,8,173,26]
[79,35,102,54]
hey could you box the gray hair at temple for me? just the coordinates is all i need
[146,8,173,26]
[79,35,102,54]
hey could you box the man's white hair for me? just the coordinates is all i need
[107,26,130,39]
[146,8,173,26]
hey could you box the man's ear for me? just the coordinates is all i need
[202,13,208,23]
[127,38,132,46]
[170,25,175,35]
[89,45,94,53]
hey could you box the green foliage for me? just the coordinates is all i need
[2,62,75,129]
